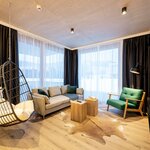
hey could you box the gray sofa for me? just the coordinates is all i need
[32,85,84,118]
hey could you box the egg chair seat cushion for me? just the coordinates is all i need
[0,99,34,125]
[14,100,34,121]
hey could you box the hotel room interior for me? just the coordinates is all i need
[0,0,150,150]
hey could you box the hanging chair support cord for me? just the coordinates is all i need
[8,2,11,61]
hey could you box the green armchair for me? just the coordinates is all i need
[107,87,146,119]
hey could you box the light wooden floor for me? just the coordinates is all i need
[0,105,150,150]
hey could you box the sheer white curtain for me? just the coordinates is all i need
[78,42,122,103]
[18,33,42,89]
[18,32,64,89]
[43,43,64,87]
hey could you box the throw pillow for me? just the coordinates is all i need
[38,89,49,97]
[48,86,61,97]
[67,86,77,94]
[33,93,50,104]
[61,85,69,94]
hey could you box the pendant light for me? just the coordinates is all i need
[122,7,127,15]
[70,28,74,34]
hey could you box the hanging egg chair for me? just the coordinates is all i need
[0,60,34,127]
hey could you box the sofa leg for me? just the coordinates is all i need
[107,105,109,111]
[43,115,45,119]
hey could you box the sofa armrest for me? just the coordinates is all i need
[32,95,45,117]
[76,88,84,95]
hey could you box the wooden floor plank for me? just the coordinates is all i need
[0,106,149,150]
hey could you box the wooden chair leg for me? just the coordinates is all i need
[107,105,109,111]
[139,109,143,117]
[123,110,127,119]
[124,100,128,119]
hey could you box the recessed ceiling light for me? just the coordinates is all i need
[122,7,127,15]
[36,4,42,11]
[70,28,74,34]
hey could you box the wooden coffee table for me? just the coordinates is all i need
[71,100,87,123]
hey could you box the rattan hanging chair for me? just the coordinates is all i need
[0,60,34,127]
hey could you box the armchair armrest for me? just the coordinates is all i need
[124,98,141,108]
[125,98,141,102]
[32,95,45,117]
[108,93,120,99]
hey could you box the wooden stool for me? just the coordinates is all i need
[86,97,98,116]
[71,100,87,123]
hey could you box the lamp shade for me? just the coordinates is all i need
[130,64,140,75]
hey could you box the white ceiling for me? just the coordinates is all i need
[0,0,150,48]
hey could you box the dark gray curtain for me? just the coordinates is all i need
[0,24,19,104]
[148,46,150,130]
[123,34,150,116]
[64,48,78,87]
[0,24,18,65]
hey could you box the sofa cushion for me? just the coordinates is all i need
[76,88,84,95]
[48,86,61,97]
[107,99,136,110]
[38,89,49,97]
[67,86,77,94]
[64,94,78,100]
[33,93,50,104]
[46,95,70,109]
[61,85,68,94]
[119,87,143,107]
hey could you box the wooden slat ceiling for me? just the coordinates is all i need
[0,0,150,48]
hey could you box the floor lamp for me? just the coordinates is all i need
[130,64,150,131]
[130,64,140,88]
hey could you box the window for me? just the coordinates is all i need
[78,42,122,103]
[18,32,64,89]
[43,44,64,87]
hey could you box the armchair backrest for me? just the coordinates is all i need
[119,87,143,107]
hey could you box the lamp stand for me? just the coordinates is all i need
[131,74,134,88]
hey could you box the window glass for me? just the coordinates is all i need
[78,42,122,103]
[18,33,64,89]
